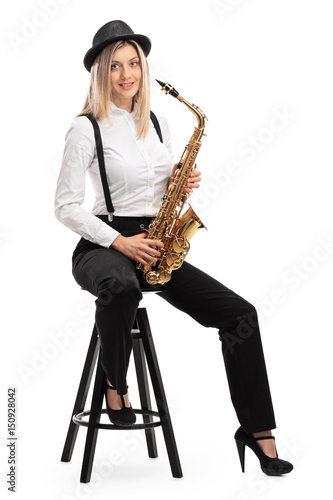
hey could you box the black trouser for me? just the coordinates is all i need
[72,215,276,434]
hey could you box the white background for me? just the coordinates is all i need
[1,0,332,499]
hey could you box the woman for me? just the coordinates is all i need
[54,20,293,476]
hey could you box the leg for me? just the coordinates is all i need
[72,248,142,396]
[252,429,276,458]
[157,261,277,435]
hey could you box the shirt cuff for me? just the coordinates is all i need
[96,223,121,248]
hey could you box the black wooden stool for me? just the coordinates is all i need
[60,299,183,483]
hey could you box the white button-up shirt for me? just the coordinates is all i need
[54,101,174,247]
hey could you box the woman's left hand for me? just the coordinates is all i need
[169,162,201,194]
[184,169,201,193]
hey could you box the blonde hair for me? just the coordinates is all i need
[76,40,150,139]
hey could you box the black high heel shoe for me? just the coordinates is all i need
[105,382,136,426]
[234,426,293,476]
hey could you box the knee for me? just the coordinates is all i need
[220,297,259,337]
[235,298,258,326]
[96,271,142,308]
[219,299,259,351]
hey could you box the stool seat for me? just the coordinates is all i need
[61,306,182,483]
[80,283,166,293]
[140,283,166,293]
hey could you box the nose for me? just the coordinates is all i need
[120,64,131,80]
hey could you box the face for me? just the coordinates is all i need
[110,43,142,110]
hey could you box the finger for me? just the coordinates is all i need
[137,256,153,265]
[187,180,201,187]
[187,177,201,184]
[142,246,161,258]
[136,249,155,264]
[146,238,164,248]
[137,231,149,239]
[189,175,201,182]
[140,252,158,264]
[185,182,199,191]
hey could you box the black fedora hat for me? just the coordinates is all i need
[83,20,151,72]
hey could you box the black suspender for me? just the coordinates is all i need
[82,111,163,221]
[83,113,114,218]
[149,110,163,143]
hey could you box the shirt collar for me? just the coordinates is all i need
[110,100,138,118]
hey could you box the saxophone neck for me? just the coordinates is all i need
[177,95,207,130]
[156,80,207,130]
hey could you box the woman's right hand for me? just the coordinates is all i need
[110,232,164,265]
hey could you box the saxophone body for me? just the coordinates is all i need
[136,80,207,286]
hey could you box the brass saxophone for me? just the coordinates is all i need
[136,80,207,286]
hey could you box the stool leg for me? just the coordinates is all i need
[80,350,105,483]
[136,308,183,478]
[61,325,99,462]
[133,335,158,458]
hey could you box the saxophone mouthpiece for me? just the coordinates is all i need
[156,79,166,87]
[155,79,180,99]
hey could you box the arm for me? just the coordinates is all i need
[55,116,165,263]
[54,116,120,247]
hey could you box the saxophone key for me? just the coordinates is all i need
[166,252,184,269]
[173,237,190,253]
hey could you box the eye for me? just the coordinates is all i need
[130,61,139,67]
[111,63,119,70]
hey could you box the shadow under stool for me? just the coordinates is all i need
[60,287,183,483]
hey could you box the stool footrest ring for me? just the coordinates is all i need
[72,409,163,430]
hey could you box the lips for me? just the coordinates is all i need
[119,82,135,88]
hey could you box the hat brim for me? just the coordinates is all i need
[83,34,151,72]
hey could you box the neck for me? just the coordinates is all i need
[113,97,133,113]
